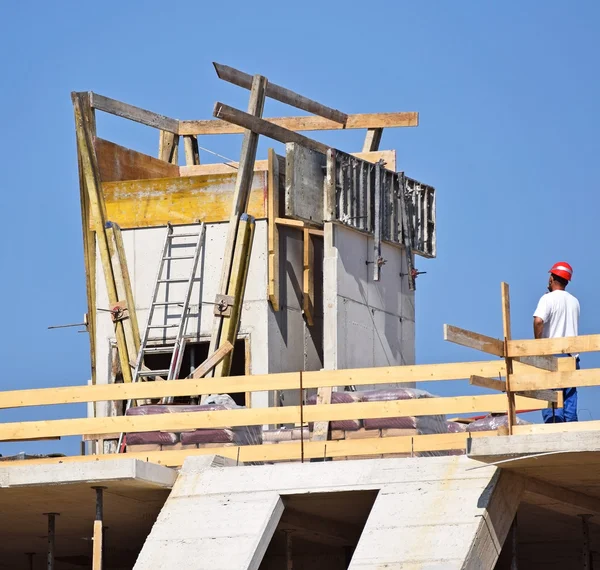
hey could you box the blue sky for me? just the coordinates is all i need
[0,1,598,455]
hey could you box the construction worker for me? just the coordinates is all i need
[533,262,580,423]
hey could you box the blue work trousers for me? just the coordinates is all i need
[541,355,579,423]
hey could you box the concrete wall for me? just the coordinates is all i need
[95,221,271,416]
[267,226,323,407]
[323,223,415,386]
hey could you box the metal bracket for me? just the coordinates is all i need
[100,301,129,323]
[213,294,234,317]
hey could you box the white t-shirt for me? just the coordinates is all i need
[533,290,580,338]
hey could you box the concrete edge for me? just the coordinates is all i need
[0,458,176,488]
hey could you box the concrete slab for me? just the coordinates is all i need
[136,455,516,570]
[0,459,175,569]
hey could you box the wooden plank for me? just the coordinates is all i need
[511,368,600,391]
[94,138,179,182]
[183,135,200,166]
[158,131,179,164]
[311,386,333,442]
[89,92,179,133]
[0,394,553,442]
[105,223,140,358]
[470,375,506,392]
[179,112,419,136]
[95,172,268,229]
[213,216,255,377]
[470,376,562,404]
[507,334,600,357]
[213,62,348,125]
[525,477,600,515]
[213,102,330,155]
[92,520,102,570]
[0,430,497,468]
[443,324,504,357]
[179,160,268,176]
[72,93,133,384]
[77,148,97,388]
[352,149,395,171]
[462,472,524,569]
[517,389,561,404]
[513,419,600,436]
[501,282,516,432]
[0,360,555,411]
[513,355,558,372]
[362,128,383,152]
[267,149,280,311]
[302,228,315,326]
[207,75,268,375]
[191,341,233,379]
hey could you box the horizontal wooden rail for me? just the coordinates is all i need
[0,361,535,410]
[0,394,551,442]
[0,431,495,467]
[511,368,600,391]
[507,334,600,357]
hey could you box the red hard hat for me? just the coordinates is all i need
[549,261,573,281]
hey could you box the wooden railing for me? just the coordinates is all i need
[0,330,599,467]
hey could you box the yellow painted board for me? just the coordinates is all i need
[92,172,268,229]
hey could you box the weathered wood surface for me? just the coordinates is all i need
[213,62,348,125]
[508,334,600,357]
[0,393,552,442]
[444,324,505,357]
[179,111,419,136]
[90,92,179,133]
[214,102,330,155]
[93,171,268,229]
[95,138,178,182]
[267,149,280,311]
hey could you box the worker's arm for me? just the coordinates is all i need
[533,317,544,339]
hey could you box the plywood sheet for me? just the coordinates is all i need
[95,138,179,182]
[93,172,268,229]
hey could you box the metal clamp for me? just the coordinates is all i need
[213,294,234,317]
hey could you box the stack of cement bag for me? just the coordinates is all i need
[125,394,262,453]
[305,388,449,459]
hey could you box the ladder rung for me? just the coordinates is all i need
[163,255,195,260]
[168,233,200,238]
[138,368,170,376]
[143,346,175,354]
[147,324,179,329]
[157,279,190,283]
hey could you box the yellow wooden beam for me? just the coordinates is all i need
[179,112,419,136]
[0,359,566,411]
[508,334,600,357]
[0,430,494,468]
[0,393,552,442]
[302,228,314,326]
[267,149,280,311]
[444,324,504,357]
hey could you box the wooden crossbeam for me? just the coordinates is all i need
[470,375,506,392]
[0,394,553,442]
[443,324,504,357]
[0,360,566,411]
[214,102,330,155]
[191,341,233,379]
[0,430,495,468]
[179,112,418,136]
[89,92,179,133]
[508,334,600,357]
[511,369,597,391]
[213,62,348,125]
[470,376,562,404]
[501,282,517,433]
[513,355,558,371]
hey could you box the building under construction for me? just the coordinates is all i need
[0,63,599,569]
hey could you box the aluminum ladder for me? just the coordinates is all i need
[117,222,206,451]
